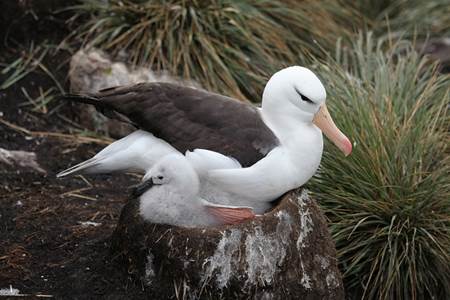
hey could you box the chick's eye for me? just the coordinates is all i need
[294,87,314,104]
[157,176,164,180]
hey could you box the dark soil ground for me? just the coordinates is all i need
[0,103,147,299]
[0,141,144,299]
[0,2,149,298]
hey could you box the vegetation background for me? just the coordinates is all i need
[0,0,449,299]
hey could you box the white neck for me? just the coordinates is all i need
[259,95,324,187]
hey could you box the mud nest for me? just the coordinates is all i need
[110,188,344,299]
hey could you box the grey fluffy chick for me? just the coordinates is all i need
[134,154,255,228]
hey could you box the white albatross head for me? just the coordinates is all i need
[262,66,352,156]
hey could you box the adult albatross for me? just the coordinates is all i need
[58,66,352,213]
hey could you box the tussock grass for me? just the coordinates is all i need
[69,0,360,100]
[0,43,65,113]
[66,1,448,101]
[0,44,49,90]
[310,34,450,299]
[384,0,450,38]
[349,0,450,38]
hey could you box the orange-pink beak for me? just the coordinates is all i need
[312,104,352,156]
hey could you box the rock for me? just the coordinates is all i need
[68,49,200,138]
[110,189,344,299]
[0,147,46,174]
[416,38,450,73]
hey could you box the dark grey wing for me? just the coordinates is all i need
[73,82,279,167]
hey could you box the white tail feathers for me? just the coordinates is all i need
[56,157,102,178]
[57,130,178,178]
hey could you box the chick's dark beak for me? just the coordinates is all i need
[131,178,154,198]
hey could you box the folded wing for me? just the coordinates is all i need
[61,83,279,167]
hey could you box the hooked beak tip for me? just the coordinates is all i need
[342,138,353,156]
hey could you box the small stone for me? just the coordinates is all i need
[78,221,102,227]
[0,147,46,174]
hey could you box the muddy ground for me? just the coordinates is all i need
[0,2,150,298]
[0,55,151,299]
[0,135,145,299]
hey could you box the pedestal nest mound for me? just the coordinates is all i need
[110,188,344,299]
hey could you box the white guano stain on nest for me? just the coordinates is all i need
[294,190,314,290]
[315,255,330,270]
[296,190,314,250]
[202,229,242,289]
[300,261,312,290]
[202,211,294,290]
[313,254,340,288]
[326,273,340,288]
[244,210,292,286]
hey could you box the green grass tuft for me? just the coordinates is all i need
[69,0,360,100]
[348,0,450,38]
[309,34,450,300]
[68,0,449,101]
[384,0,450,38]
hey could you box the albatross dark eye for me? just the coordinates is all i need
[157,176,164,180]
[294,87,314,104]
